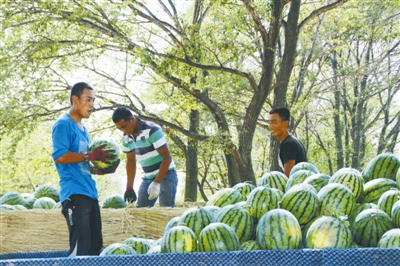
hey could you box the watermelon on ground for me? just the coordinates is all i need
[0,192,25,206]
[33,197,57,209]
[102,194,127,209]
[89,138,121,169]
[34,184,60,202]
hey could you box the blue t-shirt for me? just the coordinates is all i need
[52,113,98,202]
[121,118,176,179]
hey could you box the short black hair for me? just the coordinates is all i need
[269,107,290,122]
[112,107,133,123]
[70,82,93,105]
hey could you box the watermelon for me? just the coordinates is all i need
[257,171,288,193]
[212,204,255,243]
[329,167,364,201]
[361,178,398,204]
[198,222,240,252]
[377,228,400,248]
[33,197,56,209]
[289,162,320,176]
[100,243,136,256]
[256,209,302,250]
[161,225,197,253]
[0,204,15,211]
[286,170,314,191]
[146,245,161,254]
[206,188,243,208]
[301,215,322,248]
[305,216,352,249]
[240,240,261,251]
[377,188,400,216]
[397,167,400,188]
[352,208,394,247]
[89,138,121,169]
[164,216,181,234]
[348,203,378,229]
[203,205,221,218]
[102,194,127,209]
[363,152,400,182]
[53,201,62,209]
[317,183,356,218]
[245,186,279,223]
[178,206,213,238]
[303,173,331,192]
[21,194,36,209]
[123,237,152,254]
[0,192,25,206]
[280,183,320,225]
[13,204,28,210]
[232,182,256,200]
[391,200,400,228]
[34,184,60,202]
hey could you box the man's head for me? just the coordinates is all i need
[69,82,95,119]
[268,107,290,141]
[112,107,135,135]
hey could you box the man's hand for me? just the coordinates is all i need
[88,144,116,162]
[92,159,120,175]
[124,189,137,203]
[148,182,160,200]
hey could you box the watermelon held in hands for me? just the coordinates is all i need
[89,138,121,169]
[100,243,136,256]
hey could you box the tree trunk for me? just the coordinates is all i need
[185,109,199,202]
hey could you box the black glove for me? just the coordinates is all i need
[93,159,120,175]
[124,189,137,203]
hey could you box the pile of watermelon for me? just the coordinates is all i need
[100,152,400,255]
[0,184,61,211]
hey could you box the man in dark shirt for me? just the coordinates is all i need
[269,107,307,177]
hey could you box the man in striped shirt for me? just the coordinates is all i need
[112,107,178,207]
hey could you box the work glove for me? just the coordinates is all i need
[88,144,116,162]
[124,189,137,203]
[148,182,160,200]
[92,159,120,175]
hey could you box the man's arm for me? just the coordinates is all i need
[153,145,172,183]
[126,151,137,188]
[283,160,296,178]
[55,151,87,164]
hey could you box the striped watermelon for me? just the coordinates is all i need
[391,200,400,228]
[178,206,212,238]
[33,197,56,209]
[160,225,197,253]
[329,167,364,201]
[198,222,240,252]
[289,162,320,176]
[0,204,15,211]
[301,215,322,248]
[305,216,352,249]
[123,237,152,254]
[89,138,121,169]
[317,183,356,218]
[206,188,243,208]
[286,170,314,191]
[34,184,60,202]
[213,204,255,243]
[146,245,161,254]
[271,188,284,200]
[397,167,400,187]
[377,188,400,216]
[257,171,288,193]
[280,183,320,225]
[100,243,136,256]
[245,186,279,222]
[352,208,394,247]
[377,228,400,248]
[361,178,398,204]
[232,182,256,200]
[164,216,181,234]
[256,209,302,250]
[303,173,331,192]
[22,195,36,209]
[203,205,221,218]
[0,192,25,206]
[102,194,127,209]
[348,203,378,229]
[240,240,261,251]
[14,205,28,210]
[363,152,400,182]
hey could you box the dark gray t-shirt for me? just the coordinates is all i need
[279,135,307,171]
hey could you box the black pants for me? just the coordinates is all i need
[61,195,103,256]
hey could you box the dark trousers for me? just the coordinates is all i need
[61,194,103,256]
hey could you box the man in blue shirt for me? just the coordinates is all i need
[52,82,119,256]
[112,107,178,207]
